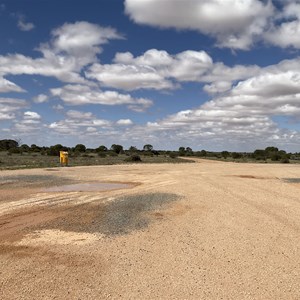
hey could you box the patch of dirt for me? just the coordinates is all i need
[0,206,65,241]
[0,187,40,203]
[0,242,100,269]
[0,244,38,258]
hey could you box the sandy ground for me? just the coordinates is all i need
[0,159,300,299]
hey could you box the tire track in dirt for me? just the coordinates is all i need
[202,175,300,233]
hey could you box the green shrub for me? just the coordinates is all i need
[169,152,178,159]
[271,153,281,161]
[72,151,81,157]
[47,144,64,156]
[8,147,22,154]
[232,152,242,159]
[0,139,18,150]
[109,152,118,157]
[98,152,107,158]
[74,144,86,152]
[110,144,123,154]
[125,155,142,162]
[96,145,108,152]
[143,151,153,157]
[280,157,290,163]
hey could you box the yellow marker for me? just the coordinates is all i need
[60,151,69,166]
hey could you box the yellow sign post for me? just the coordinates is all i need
[59,151,69,166]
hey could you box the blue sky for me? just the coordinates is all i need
[1,0,300,151]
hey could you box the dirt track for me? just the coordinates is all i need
[0,159,300,299]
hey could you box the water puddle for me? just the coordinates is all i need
[43,182,131,192]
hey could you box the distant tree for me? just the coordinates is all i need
[178,146,186,156]
[20,144,30,152]
[278,150,287,156]
[281,156,290,163]
[129,146,138,153]
[0,139,18,150]
[185,147,193,156]
[232,152,242,159]
[271,153,281,161]
[265,146,279,153]
[221,151,230,159]
[152,150,159,156]
[30,144,41,152]
[74,144,86,152]
[47,144,64,156]
[253,149,266,160]
[143,144,153,151]
[111,144,123,154]
[125,154,142,162]
[96,145,108,152]
[200,150,207,157]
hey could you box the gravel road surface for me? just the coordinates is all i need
[0,160,300,299]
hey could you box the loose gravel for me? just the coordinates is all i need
[37,193,180,236]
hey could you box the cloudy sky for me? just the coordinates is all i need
[1,0,300,151]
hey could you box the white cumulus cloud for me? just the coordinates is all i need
[0,77,25,93]
[24,111,41,119]
[33,94,49,103]
[116,119,133,125]
[87,49,257,91]
[50,84,153,112]
[0,98,27,121]
[0,22,123,86]
[125,0,274,50]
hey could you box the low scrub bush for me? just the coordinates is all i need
[8,147,22,154]
[169,152,178,159]
[124,155,142,162]
[280,157,290,163]
[143,151,153,157]
[109,152,118,157]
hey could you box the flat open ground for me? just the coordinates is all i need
[0,159,299,299]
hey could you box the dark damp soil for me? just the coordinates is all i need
[0,174,76,190]
[282,178,300,183]
[36,193,180,236]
